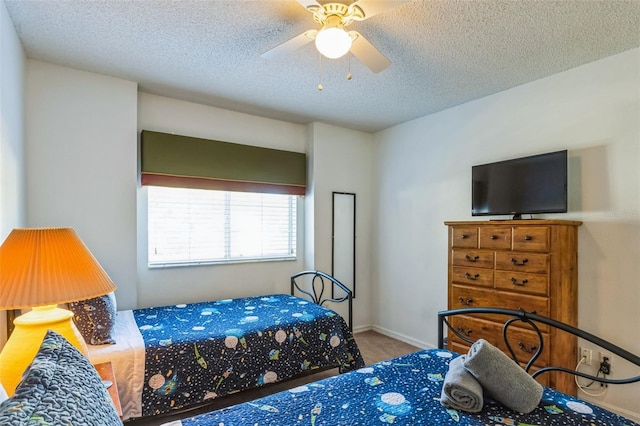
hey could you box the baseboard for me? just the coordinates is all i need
[585,399,640,423]
[369,324,435,350]
[352,324,373,334]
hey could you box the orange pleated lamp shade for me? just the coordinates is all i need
[0,227,117,309]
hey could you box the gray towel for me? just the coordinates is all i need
[463,339,543,413]
[440,355,484,412]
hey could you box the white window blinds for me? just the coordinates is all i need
[148,186,297,267]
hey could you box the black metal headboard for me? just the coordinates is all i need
[438,307,640,386]
[291,270,353,331]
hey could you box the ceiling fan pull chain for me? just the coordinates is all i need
[346,52,352,80]
[317,51,324,91]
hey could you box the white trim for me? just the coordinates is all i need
[370,324,435,350]
[581,398,640,424]
[352,324,372,334]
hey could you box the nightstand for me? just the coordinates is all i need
[93,361,123,419]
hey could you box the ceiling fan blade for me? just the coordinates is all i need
[351,0,410,20]
[295,0,322,11]
[349,31,391,73]
[261,30,317,60]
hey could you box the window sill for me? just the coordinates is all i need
[148,256,297,269]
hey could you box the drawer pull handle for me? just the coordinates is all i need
[464,272,480,281]
[511,257,528,266]
[457,327,473,337]
[518,342,538,354]
[490,235,497,240]
[524,235,532,241]
[511,277,529,286]
[460,234,469,239]
[458,297,474,306]
[465,255,480,262]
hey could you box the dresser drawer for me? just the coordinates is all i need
[450,285,495,309]
[448,340,471,356]
[495,251,549,274]
[513,226,550,252]
[449,316,550,366]
[488,288,550,319]
[450,285,550,330]
[451,266,493,287]
[478,227,511,250]
[451,249,494,269]
[495,271,549,296]
[451,227,478,248]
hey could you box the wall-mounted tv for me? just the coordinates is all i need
[472,150,568,219]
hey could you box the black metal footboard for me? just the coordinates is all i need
[291,270,353,331]
[438,308,640,386]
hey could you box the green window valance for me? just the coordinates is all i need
[140,130,307,195]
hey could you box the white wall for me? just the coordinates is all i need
[18,70,374,327]
[136,97,374,330]
[0,0,25,242]
[372,48,640,419]
[0,0,26,346]
[25,60,139,309]
[136,93,308,308]
[305,122,374,330]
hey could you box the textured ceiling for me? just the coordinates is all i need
[5,0,640,133]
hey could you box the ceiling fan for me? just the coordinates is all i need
[262,0,408,74]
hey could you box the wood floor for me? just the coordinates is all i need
[355,330,420,366]
[127,330,420,425]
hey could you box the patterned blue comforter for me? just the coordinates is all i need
[134,294,363,417]
[179,349,639,426]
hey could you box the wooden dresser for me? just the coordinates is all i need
[445,219,582,395]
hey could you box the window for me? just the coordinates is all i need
[147,186,297,267]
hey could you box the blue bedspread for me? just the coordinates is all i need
[179,349,638,426]
[134,294,364,417]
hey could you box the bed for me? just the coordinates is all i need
[160,308,640,426]
[86,270,364,421]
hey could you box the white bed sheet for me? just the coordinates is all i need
[87,310,145,421]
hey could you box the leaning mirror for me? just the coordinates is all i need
[332,192,356,298]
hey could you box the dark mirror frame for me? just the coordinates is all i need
[331,192,356,299]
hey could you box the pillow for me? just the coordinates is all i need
[0,330,121,425]
[69,292,117,345]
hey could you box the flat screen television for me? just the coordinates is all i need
[472,150,568,219]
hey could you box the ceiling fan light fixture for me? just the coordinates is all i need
[314,16,352,59]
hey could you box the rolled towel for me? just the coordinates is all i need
[440,355,484,412]
[463,339,543,413]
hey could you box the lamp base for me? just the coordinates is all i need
[0,305,88,396]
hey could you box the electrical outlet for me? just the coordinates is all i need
[599,352,613,374]
[580,347,593,365]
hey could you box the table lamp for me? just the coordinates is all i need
[0,227,117,395]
